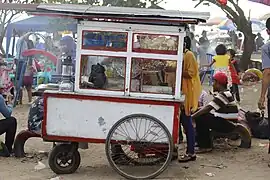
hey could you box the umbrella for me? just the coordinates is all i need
[216,19,265,32]
[249,0,270,6]
[21,49,57,65]
[204,17,227,26]
[216,19,236,31]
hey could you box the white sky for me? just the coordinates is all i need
[161,0,270,18]
[14,0,270,22]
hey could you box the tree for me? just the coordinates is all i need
[194,0,254,70]
[0,0,164,56]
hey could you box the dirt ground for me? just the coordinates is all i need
[0,83,269,180]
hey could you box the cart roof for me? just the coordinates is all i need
[32,4,209,25]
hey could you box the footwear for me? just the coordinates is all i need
[195,147,213,154]
[0,142,10,157]
[178,154,196,163]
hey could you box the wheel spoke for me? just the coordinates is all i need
[105,114,173,179]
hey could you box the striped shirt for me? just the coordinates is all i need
[208,90,238,119]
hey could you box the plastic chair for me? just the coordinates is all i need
[200,53,215,85]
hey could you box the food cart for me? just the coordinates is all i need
[32,4,209,179]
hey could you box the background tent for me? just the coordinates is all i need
[5,15,77,56]
[249,0,270,6]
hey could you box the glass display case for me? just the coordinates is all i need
[75,22,183,99]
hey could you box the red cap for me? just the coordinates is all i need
[213,72,228,85]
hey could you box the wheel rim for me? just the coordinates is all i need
[54,151,75,171]
[107,115,172,179]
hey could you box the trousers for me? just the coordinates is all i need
[0,117,17,153]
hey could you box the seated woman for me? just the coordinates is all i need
[192,72,250,153]
[0,82,17,157]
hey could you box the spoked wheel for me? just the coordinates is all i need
[105,114,173,180]
[48,143,81,174]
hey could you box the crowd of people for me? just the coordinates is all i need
[0,32,77,156]
[0,19,269,172]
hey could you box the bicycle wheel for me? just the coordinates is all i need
[105,114,173,180]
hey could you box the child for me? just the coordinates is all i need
[227,49,241,103]
[209,44,232,86]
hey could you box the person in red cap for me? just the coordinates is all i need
[191,72,250,153]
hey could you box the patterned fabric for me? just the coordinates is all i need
[0,66,13,94]
[208,90,238,119]
[199,90,208,107]
[214,67,232,87]
[28,97,44,134]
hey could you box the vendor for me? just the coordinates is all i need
[0,82,17,157]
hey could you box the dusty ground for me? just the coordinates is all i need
[0,83,269,180]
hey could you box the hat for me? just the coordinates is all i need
[213,72,228,85]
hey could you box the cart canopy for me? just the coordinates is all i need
[31,4,210,25]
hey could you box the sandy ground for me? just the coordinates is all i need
[0,83,269,180]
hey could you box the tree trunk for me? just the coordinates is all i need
[239,33,255,71]
[0,37,5,55]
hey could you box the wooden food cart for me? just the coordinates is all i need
[32,4,209,179]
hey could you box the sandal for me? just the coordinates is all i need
[178,154,196,163]
[195,147,212,154]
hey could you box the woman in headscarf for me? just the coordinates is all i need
[178,36,202,162]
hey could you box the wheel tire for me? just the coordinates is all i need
[105,114,173,180]
[237,125,252,149]
[48,144,81,174]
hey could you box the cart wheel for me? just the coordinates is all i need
[105,114,173,180]
[48,144,81,174]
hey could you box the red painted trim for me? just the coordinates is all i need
[42,93,181,143]
[79,54,126,91]
[81,30,128,52]
[43,135,106,143]
[172,105,180,144]
[133,49,177,55]
[42,94,48,137]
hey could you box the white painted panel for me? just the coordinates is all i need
[46,97,174,140]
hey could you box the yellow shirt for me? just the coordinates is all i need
[213,55,230,68]
[182,50,202,116]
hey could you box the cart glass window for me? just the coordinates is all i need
[130,58,177,94]
[80,55,126,91]
[132,33,178,55]
[82,31,128,51]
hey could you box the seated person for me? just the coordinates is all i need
[0,82,17,157]
[192,72,250,153]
